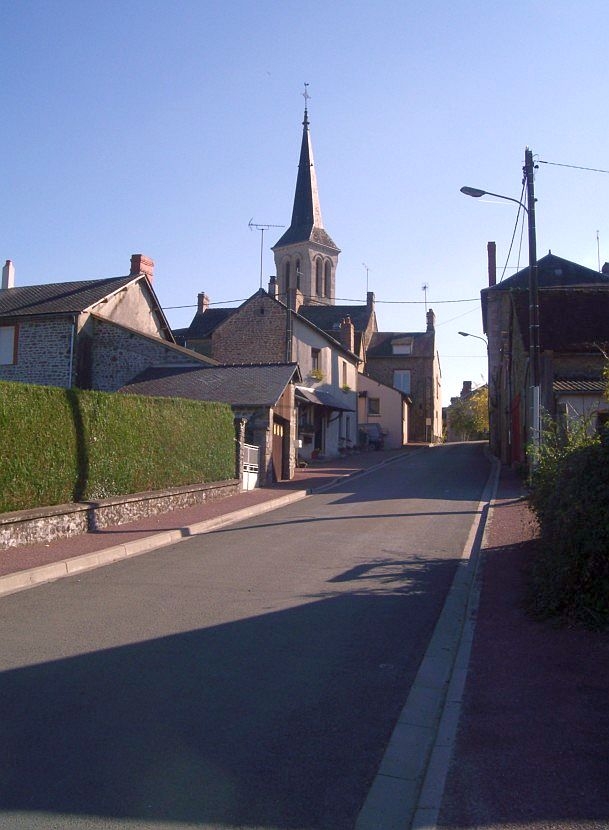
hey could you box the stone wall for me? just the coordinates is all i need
[212,293,288,363]
[0,318,75,387]
[0,480,240,550]
[89,317,205,391]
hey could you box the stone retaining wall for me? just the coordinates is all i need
[0,480,240,550]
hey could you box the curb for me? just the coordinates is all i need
[0,490,308,599]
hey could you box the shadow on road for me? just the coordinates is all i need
[1,556,458,829]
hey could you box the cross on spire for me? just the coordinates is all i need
[303,82,310,126]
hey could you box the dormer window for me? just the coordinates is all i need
[392,338,413,355]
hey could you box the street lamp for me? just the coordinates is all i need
[458,331,488,346]
[460,148,541,461]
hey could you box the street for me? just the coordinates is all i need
[0,442,491,830]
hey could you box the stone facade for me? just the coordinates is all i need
[365,313,442,444]
[88,317,207,391]
[211,292,288,364]
[0,318,75,387]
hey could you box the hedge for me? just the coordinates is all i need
[0,381,235,513]
[528,435,609,629]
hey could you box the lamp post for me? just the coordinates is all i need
[458,331,488,347]
[460,147,541,462]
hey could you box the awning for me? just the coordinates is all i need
[295,385,355,412]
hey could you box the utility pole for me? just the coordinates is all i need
[524,148,541,451]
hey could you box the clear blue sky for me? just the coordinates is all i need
[3,0,609,405]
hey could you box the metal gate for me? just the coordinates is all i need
[242,443,259,491]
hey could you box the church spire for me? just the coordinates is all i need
[272,89,340,306]
[273,87,337,251]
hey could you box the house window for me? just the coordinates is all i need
[311,347,321,371]
[393,369,411,394]
[342,360,348,387]
[284,260,291,289]
[0,325,17,365]
[315,258,323,296]
[368,397,381,416]
[295,259,301,290]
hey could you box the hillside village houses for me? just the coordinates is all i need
[1,99,445,487]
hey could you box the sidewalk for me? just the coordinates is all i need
[0,446,413,595]
[436,465,609,830]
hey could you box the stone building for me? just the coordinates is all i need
[482,250,609,464]
[364,309,442,443]
[0,255,215,391]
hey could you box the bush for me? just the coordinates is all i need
[528,422,609,629]
[0,382,236,513]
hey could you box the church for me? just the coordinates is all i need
[177,96,443,461]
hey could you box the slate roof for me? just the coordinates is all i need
[0,276,137,318]
[487,253,609,291]
[120,363,300,407]
[512,288,609,351]
[295,385,355,412]
[183,307,237,339]
[366,331,433,358]
[298,304,373,336]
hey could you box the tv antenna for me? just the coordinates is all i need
[249,219,284,287]
[362,262,370,292]
[422,282,429,312]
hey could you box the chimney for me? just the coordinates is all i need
[426,307,435,332]
[130,253,154,282]
[487,241,497,287]
[340,316,355,352]
[2,260,15,290]
[197,292,210,314]
[268,275,278,299]
[366,291,375,312]
[461,381,472,398]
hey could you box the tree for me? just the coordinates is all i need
[447,386,489,441]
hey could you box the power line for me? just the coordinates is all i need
[164,295,481,311]
[499,179,527,282]
[538,159,609,174]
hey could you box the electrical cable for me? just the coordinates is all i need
[538,159,609,174]
[499,179,527,282]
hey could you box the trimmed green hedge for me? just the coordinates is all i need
[0,381,235,513]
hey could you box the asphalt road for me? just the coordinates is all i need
[0,442,491,830]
